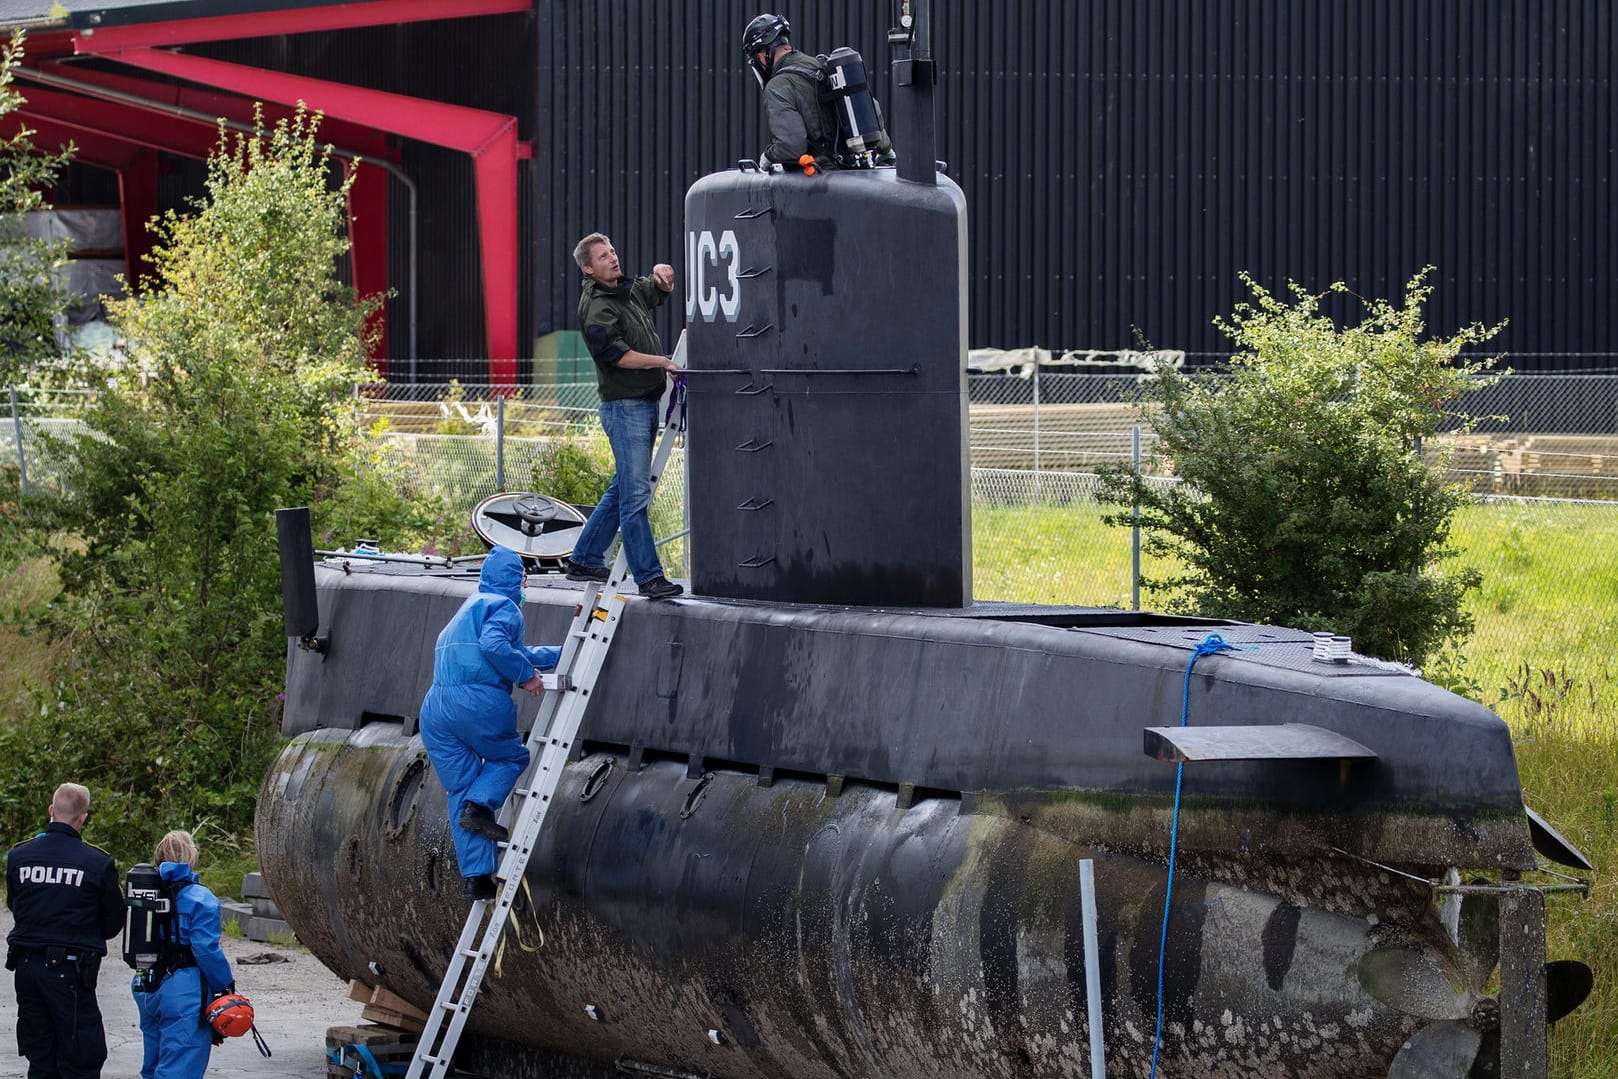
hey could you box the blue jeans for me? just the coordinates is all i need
[573,397,664,584]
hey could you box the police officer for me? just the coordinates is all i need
[4,782,124,1079]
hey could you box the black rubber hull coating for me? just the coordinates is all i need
[258,727,1439,1079]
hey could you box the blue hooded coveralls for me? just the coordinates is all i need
[131,862,234,1079]
[419,546,560,879]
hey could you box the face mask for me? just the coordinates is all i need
[519,589,528,605]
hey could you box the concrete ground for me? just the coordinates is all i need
[0,905,365,1078]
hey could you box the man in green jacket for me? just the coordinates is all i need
[565,232,683,600]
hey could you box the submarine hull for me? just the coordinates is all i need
[260,724,1447,1079]
[263,46,1580,1066]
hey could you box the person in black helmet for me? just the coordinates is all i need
[742,12,893,171]
[5,782,125,1079]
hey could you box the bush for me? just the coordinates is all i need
[0,109,436,858]
[1098,269,1502,666]
[530,428,614,506]
[311,419,469,555]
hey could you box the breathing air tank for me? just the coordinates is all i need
[823,47,888,159]
[121,862,167,979]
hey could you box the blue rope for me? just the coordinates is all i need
[1149,632,1232,1079]
[327,1043,407,1078]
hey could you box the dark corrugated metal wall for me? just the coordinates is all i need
[176,2,1614,372]
[541,0,1616,372]
[990,0,1616,371]
[537,2,910,358]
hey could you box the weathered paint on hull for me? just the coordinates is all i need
[258,725,1444,1078]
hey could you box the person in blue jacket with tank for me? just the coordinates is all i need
[419,545,561,901]
[132,830,234,1079]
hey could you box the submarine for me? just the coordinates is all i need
[259,6,1591,1077]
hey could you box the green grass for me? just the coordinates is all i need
[195,831,262,903]
[972,502,1179,608]
[1451,502,1618,696]
[0,553,57,719]
[262,925,300,948]
[1447,502,1618,1079]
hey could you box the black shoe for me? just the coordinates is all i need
[461,874,497,902]
[564,559,609,582]
[458,802,509,843]
[637,576,684,600]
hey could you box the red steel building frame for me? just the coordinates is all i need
[12,0,534,381]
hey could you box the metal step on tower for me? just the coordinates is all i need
[405,349,689,1079]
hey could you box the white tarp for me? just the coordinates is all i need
[967,347,1185,377]
[20,207,123,253]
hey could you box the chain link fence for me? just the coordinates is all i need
[2,387,95,501]
[6,373,1615,606]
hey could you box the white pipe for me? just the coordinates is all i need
[1080,857,1106,1079]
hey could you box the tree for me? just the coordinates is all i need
[0,31,76,386]
[1098,269,1502,666]
[0,109,442,857]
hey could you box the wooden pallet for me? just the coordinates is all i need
[326,1022,418,1078]
[346,980,428,1034]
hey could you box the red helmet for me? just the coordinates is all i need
[205,992,255,1038]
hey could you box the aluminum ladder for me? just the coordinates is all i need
[404,365,688,1079]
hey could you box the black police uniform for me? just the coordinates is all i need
[5,821,124,1079]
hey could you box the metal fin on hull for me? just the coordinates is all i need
[1525,804,1593,870]
[1144,722,1378,762]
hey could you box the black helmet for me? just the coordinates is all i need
[742,13,791,85]
[742,13,791,57]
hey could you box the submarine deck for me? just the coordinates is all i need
[282,562,1532,870]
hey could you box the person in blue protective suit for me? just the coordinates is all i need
[419,545,561,901]
[131,830,234,1079]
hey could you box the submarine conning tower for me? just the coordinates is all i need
[683,19,966,607]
